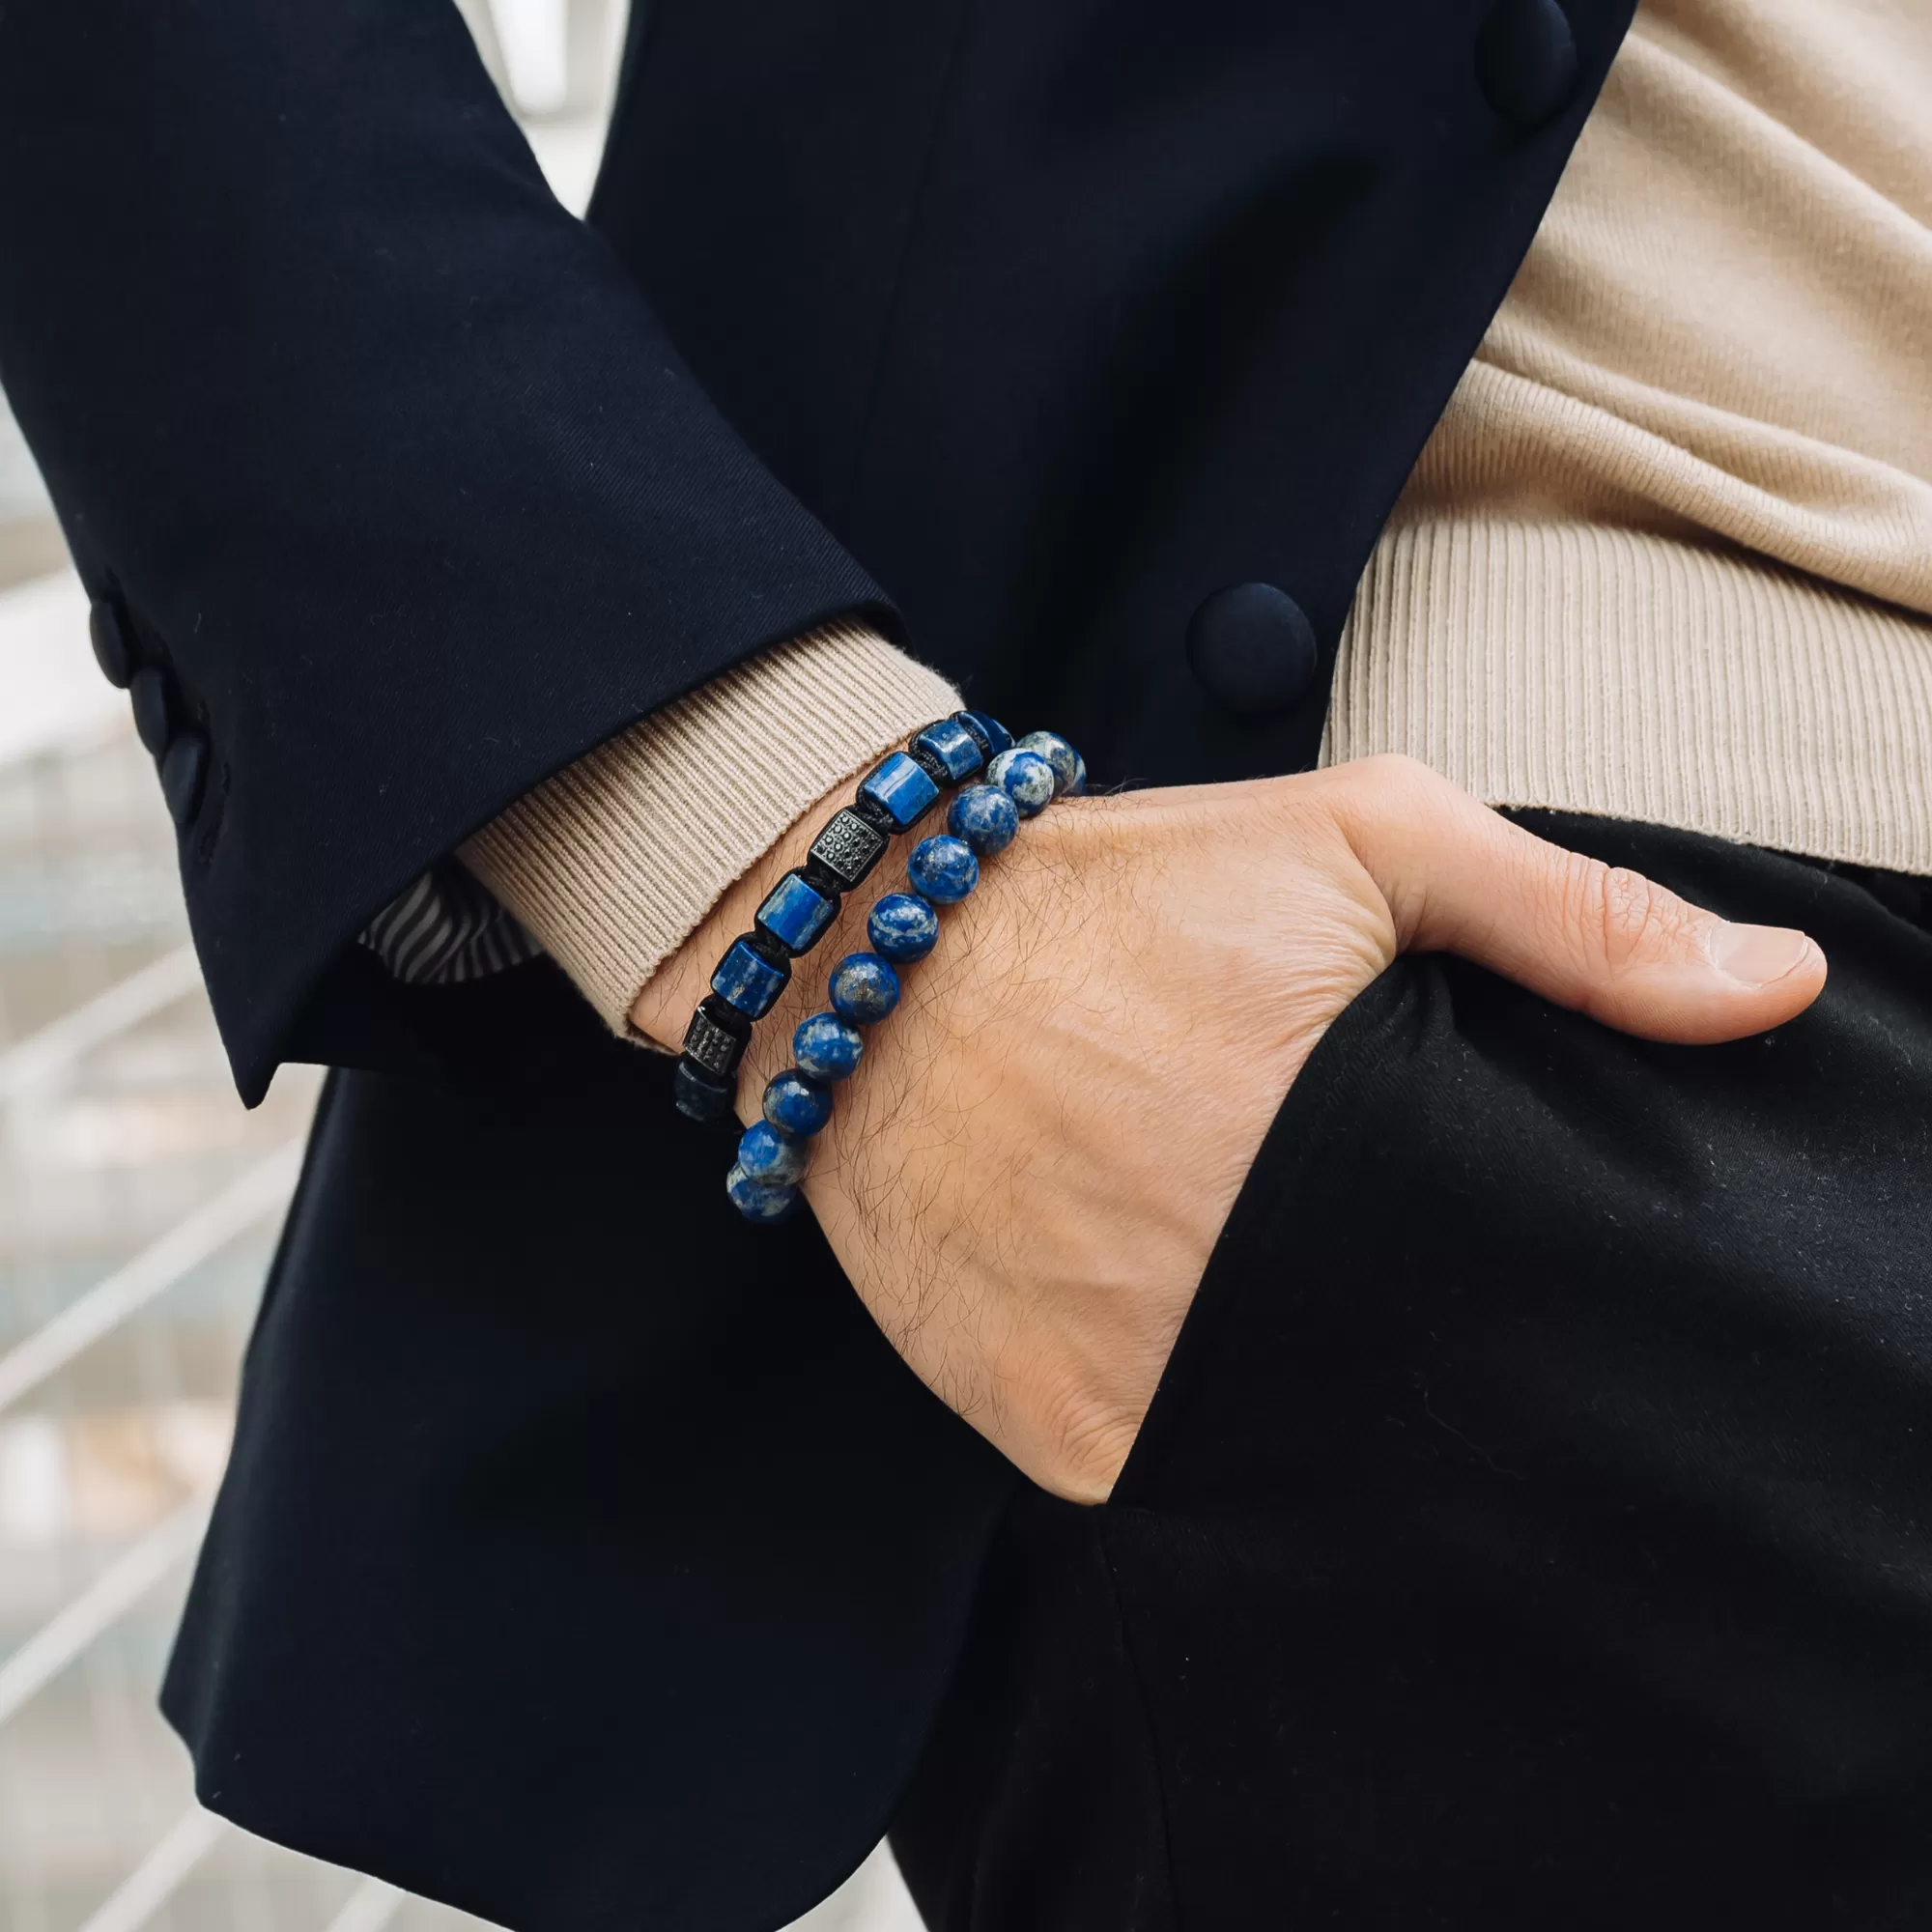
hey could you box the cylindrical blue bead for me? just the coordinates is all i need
[908,835,979,904]
[1018,730,1087,797]
[857,751,941,830]
[829,952,901,1024]
[764,1068,835,1137]
[868,893,940,962]
[710,937,790,1018]
[738,1119,810,1186]
[987,747,1056,816]
[947,783,1019,857]
[957,710,1014,757]
[794,1012,865,1082]
[912,717,984,781]
[726,1163,798,1223]
[754,869,838,952]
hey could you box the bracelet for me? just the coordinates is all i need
[724,725,1086,1224]
[672,707,1022,1123]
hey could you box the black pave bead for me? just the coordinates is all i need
[683,1000,750,1079]
[673,1057,735,1123]
[809,808,890,889]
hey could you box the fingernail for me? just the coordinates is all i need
[1708,923,1817,987]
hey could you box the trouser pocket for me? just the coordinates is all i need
[1109,955,1423,1511]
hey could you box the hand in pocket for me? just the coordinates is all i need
[640,755,1827,1502]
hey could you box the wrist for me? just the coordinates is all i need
[628,775,893,1078]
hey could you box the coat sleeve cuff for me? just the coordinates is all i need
[460,622,962,1036]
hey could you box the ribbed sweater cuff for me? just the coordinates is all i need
[461,623,962,1035]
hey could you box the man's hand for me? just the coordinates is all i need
[635,755,1827,1503]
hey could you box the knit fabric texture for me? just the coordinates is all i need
[1325,0,1932,867]
[462,622,960,1033]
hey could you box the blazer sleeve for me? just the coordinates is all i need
[0,0,896,1102]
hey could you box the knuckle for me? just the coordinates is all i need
[1343,751,1439,804]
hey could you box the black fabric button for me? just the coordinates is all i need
[89,601,134,688]
[159,731,209,827]
[1184,582,1319,718]
[1475,0,1579,131]
[129,667,171,756]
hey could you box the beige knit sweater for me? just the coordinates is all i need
[469,0,1932,1036]
[1325,0,1932,864]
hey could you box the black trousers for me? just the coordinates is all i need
[891,812,1932,1930]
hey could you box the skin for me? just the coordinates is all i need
[634,754,1827,1504]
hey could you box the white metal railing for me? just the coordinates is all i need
[0,1496,213,1728]
[0,948,302,1925]
[0,943,203,1103]
[0,1141,303,1417]
[72,1807,226,1932]
[322,1878,406,1932]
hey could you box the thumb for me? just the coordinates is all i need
[1327,756,1828,1045]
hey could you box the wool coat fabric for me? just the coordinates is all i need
[13,3,1841,1928]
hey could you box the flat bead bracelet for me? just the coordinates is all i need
[672,708,1025,1124]
[724,725,1087,1224]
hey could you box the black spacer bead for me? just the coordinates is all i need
[953,711,994,760]
[746,928,793,969]
[906,740,952,788]
[673,1057,735,1123]
[698,993,753,1037]
[799,856,846,899]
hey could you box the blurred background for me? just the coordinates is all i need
[0,6,919,1929]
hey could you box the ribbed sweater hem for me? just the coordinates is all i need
[1323,519,1932,876]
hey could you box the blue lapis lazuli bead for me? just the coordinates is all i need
[988,747,1056,817]
[947,783,1019,857]
[908,835,979,904]
[829,952,901,1024]
[912,717,984,782]
[755,869,838,952]
[738,1119,810,1186]
[711,938,789,1018]
[958,710,1014,757]
[794,1011,865,1082]
[1018,730,1087,797]
[868,893,940,962]
[764,1068,835,1137]
[858,751,941,831]
[726,1162,798,1223]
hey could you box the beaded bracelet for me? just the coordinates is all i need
[724,723,1087,1224]
[674,707,1024,1123]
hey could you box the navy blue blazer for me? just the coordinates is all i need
[0,2,1631,1926]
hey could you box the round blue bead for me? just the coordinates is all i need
[725,1162,798,1223]
[907,835,980,905]
[987,747,1056,816]
[738,1119,810,1185]
[868,893,940,962]
[829,952,901,1024]
[763,1068,835,1137]
[1018,730,1087,797]
[793,1011,865,1082]
[947,783,1019,857]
